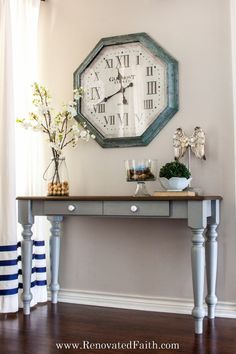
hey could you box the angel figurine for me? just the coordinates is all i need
[189,127,206,160]
[173,128,189,160]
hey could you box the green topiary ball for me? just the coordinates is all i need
[159,161,191,179]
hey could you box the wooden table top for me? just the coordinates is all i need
[17,195,223,201]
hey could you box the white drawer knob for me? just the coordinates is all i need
[68,204,76,212]
[130,205,138,213]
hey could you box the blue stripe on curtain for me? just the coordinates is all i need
[34,241,45,247]
[18,280,47,289]
[18,267,46,275]
[0,273,18,281]
[0,288,19,295]
[0,259,18,266]
[0,245,18,252]
[0,242,47,298]
[17,240,45,247]
[17,254,46,261]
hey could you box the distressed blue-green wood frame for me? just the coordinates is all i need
[73,32,179,148]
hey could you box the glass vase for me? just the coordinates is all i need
[45,156,69,196]
[125,159,157,197]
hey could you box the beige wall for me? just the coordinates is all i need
[38,0,236,302]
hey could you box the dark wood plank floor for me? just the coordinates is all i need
[1,302,236,354]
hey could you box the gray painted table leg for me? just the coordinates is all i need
[48,216,63,304]
[18,200,34,315]
[191,227,206,334]
[205,200,219,319]
[188,201,208,334]
[21,223,33,315]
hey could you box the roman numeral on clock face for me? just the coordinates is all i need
[105,58,113,69]
[147,81,157,95]
[104,113,129,126]
[91,87,100,100]
[116,55,130,68]
[117,112,129,126]
[144,99,153,109]
[146,66,154,76]
[104,115,115,125]
[93,103,105,113]
[135,112,145,122]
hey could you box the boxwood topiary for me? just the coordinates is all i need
[159,161,191,179]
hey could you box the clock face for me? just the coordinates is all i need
[80,42,167,138]
[74,33,178,148]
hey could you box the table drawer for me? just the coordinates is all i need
[43,201,103,216]
[103,201,170,217]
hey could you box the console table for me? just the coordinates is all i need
[17,195,221,334]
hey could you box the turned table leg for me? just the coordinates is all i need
[21,223,34,315]
[18,200,34,315]
[205,200,219,319]
[48,216,63,304]
[190,227,206,334]
[188,200,208,334]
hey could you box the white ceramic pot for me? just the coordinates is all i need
[159,177,192,191]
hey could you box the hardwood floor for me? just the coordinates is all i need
[1,302,236,354]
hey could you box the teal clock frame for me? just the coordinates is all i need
[73,32,179,148]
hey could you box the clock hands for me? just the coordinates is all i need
[102,82,133,103]
[117,68,128,104]
[102,69,133,104]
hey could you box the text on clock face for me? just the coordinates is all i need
[109,74,135,84]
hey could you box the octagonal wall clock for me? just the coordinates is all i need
[73,32,179,148]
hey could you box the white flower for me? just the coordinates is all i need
[66,104,77,117]
[17,83,95,154]
[80,129,90,141]
[74,88,84,100]
[72,124,80,134]
[20,119,39,131]
[37,104,49,115]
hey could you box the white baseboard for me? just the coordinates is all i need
[48,288,236,318]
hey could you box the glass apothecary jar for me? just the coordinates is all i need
[44,156,69,196]
[125,159,157,196]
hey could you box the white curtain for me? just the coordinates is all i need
[0,0,47,313]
